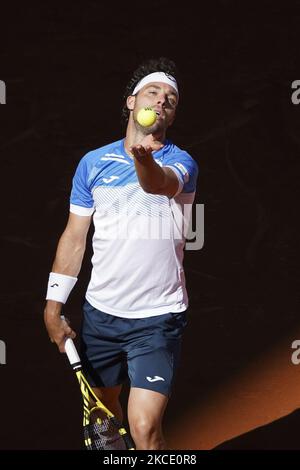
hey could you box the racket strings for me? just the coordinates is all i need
[84,411,127,450]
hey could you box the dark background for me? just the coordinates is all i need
[0,0,300,450]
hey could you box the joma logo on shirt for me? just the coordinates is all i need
[102,176,119,184]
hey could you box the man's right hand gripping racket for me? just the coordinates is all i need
[64,337,135,450]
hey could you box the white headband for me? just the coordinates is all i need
[132,72,179,97]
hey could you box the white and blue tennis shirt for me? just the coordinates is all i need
[70,138,198,318]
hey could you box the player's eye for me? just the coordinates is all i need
[168,98,177,108]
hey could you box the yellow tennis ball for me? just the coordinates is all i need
[137,107,157,127]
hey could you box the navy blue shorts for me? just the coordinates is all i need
[80,300,187,396]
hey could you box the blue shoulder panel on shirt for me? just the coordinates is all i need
[70,139,137,209]
[70,139,198,209]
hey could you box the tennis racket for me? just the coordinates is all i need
[64,336,135,450]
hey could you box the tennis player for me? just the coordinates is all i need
[44,57,198,450]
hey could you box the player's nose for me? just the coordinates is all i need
[156,93,167,105]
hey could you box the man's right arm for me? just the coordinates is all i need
[44,212,92,352]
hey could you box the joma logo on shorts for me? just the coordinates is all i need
[146,375,165,382]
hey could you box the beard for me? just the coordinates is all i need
[135,118,164,135]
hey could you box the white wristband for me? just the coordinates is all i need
[46,272,78,304]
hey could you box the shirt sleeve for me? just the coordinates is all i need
[163,151,199,196]
[70,155,95,216]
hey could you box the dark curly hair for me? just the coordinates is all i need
[121,57,180,126]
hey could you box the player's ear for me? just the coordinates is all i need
[127,95,135,111]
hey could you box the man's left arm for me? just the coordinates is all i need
[131,144,180,198]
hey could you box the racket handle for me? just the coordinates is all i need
[60,314,81,367]
[65,337,81,366]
